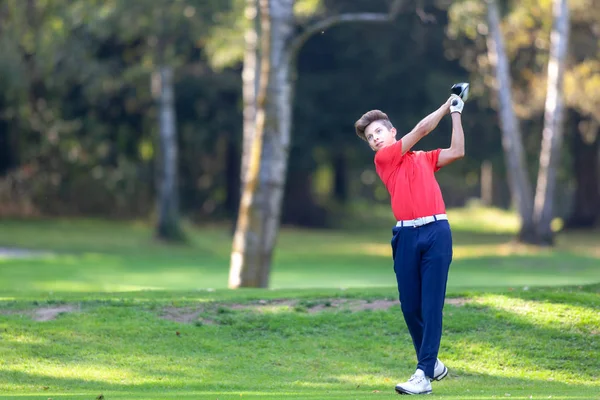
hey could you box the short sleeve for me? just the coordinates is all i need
[425,148,443,172]
[374,140,404,171]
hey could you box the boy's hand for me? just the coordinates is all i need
[449,95,464,114]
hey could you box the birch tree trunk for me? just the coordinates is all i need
[153,66,182,241]
[230,0,279,288]
[230,0,404,288]
[533,0,570,244]
[241,0,260,190]
[485,0,536,243]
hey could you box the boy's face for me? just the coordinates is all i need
[365,120,397,152]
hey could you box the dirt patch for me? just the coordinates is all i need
[306,299,398,313]
[33,305,78,321]
[349,299,398,312]
[445,297,470,307]
[207,299,398,314]
[161,307,203,324]
[0,304,79,321]
[160,297,471,324]
[160,306,220,325]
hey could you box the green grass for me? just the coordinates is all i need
[0,208,599,399]
[0,210,598,294]
[0,286,598,399]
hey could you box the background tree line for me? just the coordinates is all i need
[0,0,597,273]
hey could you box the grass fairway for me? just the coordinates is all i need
[0,208,598,293]
[0,286,598,399]
[0,209,599,399]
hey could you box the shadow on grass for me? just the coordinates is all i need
[0,368,594,399]
[442,300,599,379]
[1,288,598,397]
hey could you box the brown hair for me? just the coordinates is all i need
[354,110,393,141]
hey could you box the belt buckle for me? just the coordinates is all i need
[414,217,425,227]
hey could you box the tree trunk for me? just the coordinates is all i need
[485,0,536,243]
[240,0,260,193]
[333,149,348,203]
[232,0,260,235]
[230,0,292,288]
[153,66,183,241]
[480,160,493,206]
[230,0,403,288]
[533,0,570,245]
[565,115,599,229]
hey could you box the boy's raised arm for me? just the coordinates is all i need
[437,96,465,168]
[400,99,452,155]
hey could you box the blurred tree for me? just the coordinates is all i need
[153,64,181,241]
[90,0,206,242]
[2,0,591,239]
[151,5,183,242]
[448,0,600,237]
[242,0,259,192]
[225,0,404,288]
[0,0,233,226]
[533,0,570,245]
[0,0,494,225]
[229,0,272,288]
[0,0,96,215]
[484,0,536,242]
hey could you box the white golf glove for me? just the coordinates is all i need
[449,95,464,114]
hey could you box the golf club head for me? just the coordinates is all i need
[451,82,469,103]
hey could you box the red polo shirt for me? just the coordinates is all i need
[374,139,446,221]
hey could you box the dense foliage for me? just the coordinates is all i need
[0,0,597,228]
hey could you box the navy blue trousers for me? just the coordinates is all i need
[391,220,453,379]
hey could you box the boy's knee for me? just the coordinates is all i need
[401,304,421,319]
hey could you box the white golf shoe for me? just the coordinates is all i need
[432,359,448,381]
[395,369,432,395]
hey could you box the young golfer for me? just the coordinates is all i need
[354,93,465,395]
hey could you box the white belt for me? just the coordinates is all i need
[396,214,448,228]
